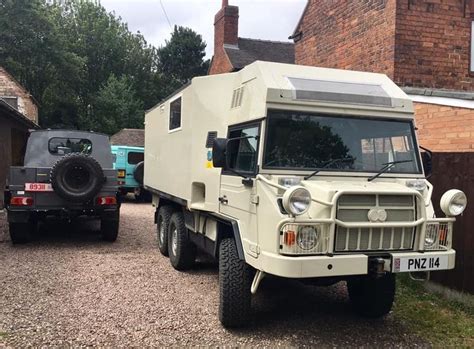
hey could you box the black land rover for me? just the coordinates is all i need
[5,130,120,243]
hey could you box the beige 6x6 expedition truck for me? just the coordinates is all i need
[144,61,466,327]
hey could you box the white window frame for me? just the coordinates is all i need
[168,94,183,133]
[471,21,474,73]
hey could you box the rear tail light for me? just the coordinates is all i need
[97,196,117,205]
[117,169,126,178]
[118,181,125,185]
[10,196,34,206]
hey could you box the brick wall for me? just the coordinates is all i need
[295,0,474,91]
[294,0,397,78]
[415,102,474,152]
[395,0,474,90]
[0,67,38,123]
[209,47,234,75]
[209,4,239,75]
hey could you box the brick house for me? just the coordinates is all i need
[0,67,39,208]
[291,0,474,152]
[0,67,38,123]
[209,0,294,75]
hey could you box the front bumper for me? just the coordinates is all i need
[259,249,456,278]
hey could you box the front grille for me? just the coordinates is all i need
[335,227,415,252]
[337,194,415,222]
[335,194,416,252]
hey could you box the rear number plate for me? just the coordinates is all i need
[393,255,448,272]
[25,183,53,192]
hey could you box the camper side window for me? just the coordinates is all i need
[227,124,259,174]
[169,97,182,130]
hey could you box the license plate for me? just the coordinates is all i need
[393,255,449,272]
[25,183,53,192]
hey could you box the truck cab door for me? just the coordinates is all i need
[219,123,260,255]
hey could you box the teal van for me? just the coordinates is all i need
[111,145,149,200]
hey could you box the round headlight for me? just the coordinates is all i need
[282,186,311,216]
[297,226,320,250]
[440,189,467,216]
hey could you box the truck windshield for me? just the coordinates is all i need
[263,110,421,174]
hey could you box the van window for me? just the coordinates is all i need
[128,152,144,165]
[48,138,92,155]
[227,124,259,174]
[169,97,182,130]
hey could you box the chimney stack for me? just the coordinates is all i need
[214,0,239,54]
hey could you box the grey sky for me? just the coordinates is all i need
[100,0,307,58]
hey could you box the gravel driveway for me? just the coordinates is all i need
[0,202,428,347]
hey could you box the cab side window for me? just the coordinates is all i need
[227,124,259,174]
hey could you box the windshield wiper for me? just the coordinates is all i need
[368,160,413,182]
[304,157,355,180]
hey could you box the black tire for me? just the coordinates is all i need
[133,161,144,185]
[9,222,35,244]
[219,238,252,328]
[50,153,104,203]
[157,206,174,256]
[167,212,196,270]
[347,273,396,318]
[101,211,120,242]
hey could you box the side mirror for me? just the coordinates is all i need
[212,138,228,168]
[420,146,433,179]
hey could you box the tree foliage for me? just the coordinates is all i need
[91,75,144,135]
[0,0,209,135]
[158,26,210,96]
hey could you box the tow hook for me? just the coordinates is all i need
[369,257,388,278]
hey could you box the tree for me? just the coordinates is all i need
[0,0,210,134]
[91,75,144,135]
[158,26,210,96]
[0,0,85,128]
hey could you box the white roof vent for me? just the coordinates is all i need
[287,77,392,107]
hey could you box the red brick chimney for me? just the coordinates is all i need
[209,0,239,75]
[214,0,239,52]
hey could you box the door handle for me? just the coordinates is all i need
[219,196,228,205]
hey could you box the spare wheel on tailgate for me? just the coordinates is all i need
[50,153,104,202]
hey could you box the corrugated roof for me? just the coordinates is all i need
[0,99,39,129]
[225,38,295,70]
[110,128,144,147]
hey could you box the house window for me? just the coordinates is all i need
[471,21,474,72]
[1,96,18,110]
[169,97,182,130]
